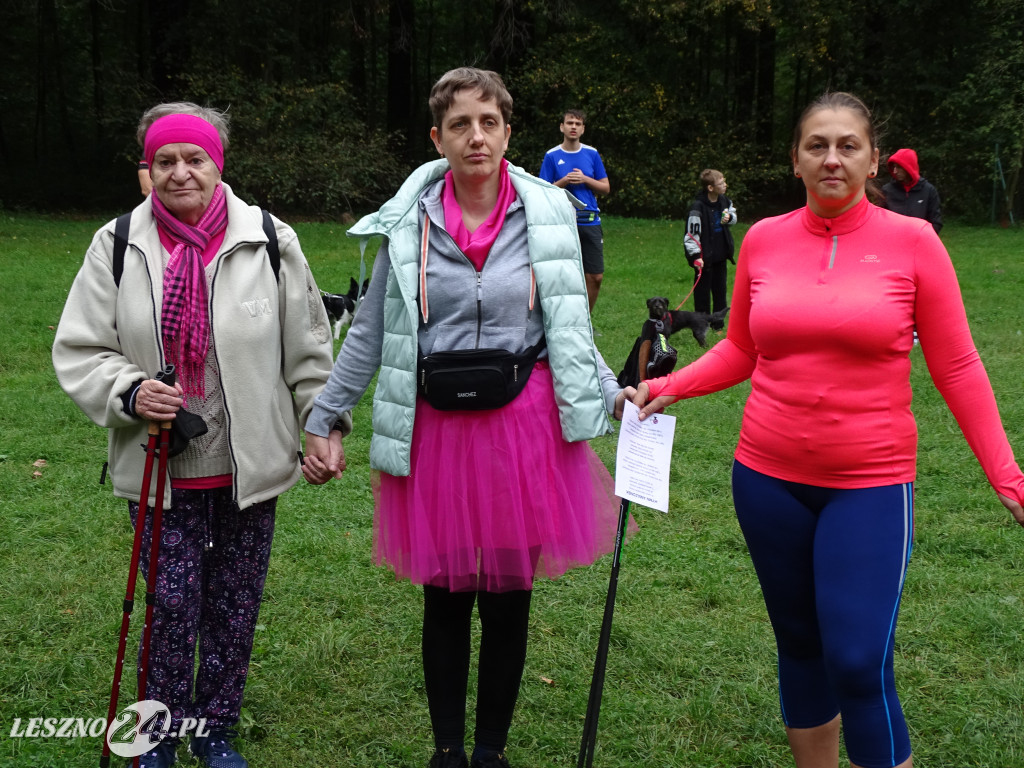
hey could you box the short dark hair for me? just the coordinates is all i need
[429,67,513,130]
[562,109,586,124]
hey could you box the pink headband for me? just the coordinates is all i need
[144,114,225,172]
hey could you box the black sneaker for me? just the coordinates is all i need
[428,746,469,768]
[189,729,247,768]
[470,751,511,768]
[135,739,177,768]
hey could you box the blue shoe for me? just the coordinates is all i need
[189,729,248,768]
[135,739,177,768]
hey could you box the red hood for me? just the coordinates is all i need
[887,148,921,190]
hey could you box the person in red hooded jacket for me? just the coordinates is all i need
[881,147,943,233]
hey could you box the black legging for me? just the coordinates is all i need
[692,259,729,323]
[422,586,533,752]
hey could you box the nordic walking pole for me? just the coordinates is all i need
[131,413,172,766]
[99,418,161,768]
[577,496,631,768]
[134,367,175,767]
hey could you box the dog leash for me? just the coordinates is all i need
[674,232,703,310]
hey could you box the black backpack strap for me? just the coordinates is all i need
[261,209,280,282]
[114,209,279,286]
[112,212,132,287]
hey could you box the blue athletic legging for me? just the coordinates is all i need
[732,460,914,768]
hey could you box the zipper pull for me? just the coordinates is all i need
[514,363,519,382]
[476,272,484,348]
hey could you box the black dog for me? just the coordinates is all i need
[322,277,369,339]
[646,296,729,348]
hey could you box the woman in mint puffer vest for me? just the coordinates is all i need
[303,68,633,768]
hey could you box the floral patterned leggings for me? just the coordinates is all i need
[129,487,276,731]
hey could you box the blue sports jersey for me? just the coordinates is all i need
[539,144,607,225]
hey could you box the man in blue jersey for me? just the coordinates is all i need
[539,110,610,311]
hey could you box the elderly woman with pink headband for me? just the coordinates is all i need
[53,102,335,768]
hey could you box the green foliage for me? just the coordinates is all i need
[511,0,785,218]
[0,0,1022,220]
[929,0,1024,221]
[180,70,410,217]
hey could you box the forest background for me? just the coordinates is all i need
[1,0,1022,223]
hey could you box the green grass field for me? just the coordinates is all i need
[0,212,1022,767]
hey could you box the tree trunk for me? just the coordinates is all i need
[1004,141,1022,222]
[489,0,533,74]
[34,0,49,164]
[755,23,775,147]
[90,0,103,150]
[349,0,369,111]
[149,0,190,96]
[387,0,415,163]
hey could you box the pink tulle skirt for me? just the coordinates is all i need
[373,361,626,592]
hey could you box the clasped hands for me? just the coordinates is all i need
[564,168,589,186]
[302,430,346,485]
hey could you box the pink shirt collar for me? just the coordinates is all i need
[802,194,873,237]
[441,159,517,271]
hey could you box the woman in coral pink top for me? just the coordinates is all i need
[631,92,1024,768]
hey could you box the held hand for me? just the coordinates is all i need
[632,382,651,410]
[997,493,1024,527]
[327,430,347,476]
[303,431,347,484]
[301,432,331,484]
[631,382,676,421]
[614,387,637,421]
[136,378,183,422]
[694,258,705,269]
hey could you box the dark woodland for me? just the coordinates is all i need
[1,0,1021,221]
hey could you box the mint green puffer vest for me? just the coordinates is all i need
[348,159,611,476]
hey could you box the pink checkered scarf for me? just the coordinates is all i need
[153,183,228,402]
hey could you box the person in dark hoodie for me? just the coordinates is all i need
[684,169,737,330]
[882,147,943,234]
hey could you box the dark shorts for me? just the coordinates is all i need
[577,224,604,274]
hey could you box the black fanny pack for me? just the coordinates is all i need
[417,338,546,411]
